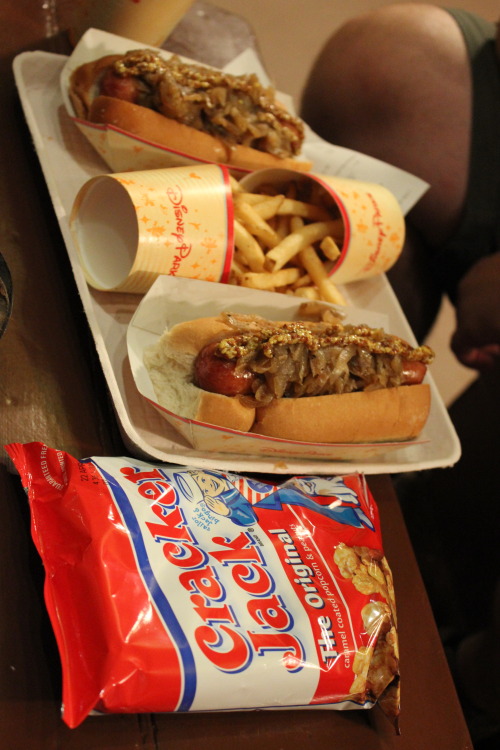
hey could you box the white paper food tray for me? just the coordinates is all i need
[128,275,431,460]
[12,43,461,474]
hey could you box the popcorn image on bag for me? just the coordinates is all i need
[6,442,400,730]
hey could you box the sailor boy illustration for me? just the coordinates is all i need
[172,470,374,531]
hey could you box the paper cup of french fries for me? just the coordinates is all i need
[71,164,404,299]
[235,168,405,303]
[70,164,234,293]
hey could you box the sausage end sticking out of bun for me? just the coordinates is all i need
[144,311,434,444]
[69,51,313,173]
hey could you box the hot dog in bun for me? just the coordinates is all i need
[144,309,434,443]
[69,49,312,173]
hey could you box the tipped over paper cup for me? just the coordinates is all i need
[70,164,234,294]
[240,168,405,284]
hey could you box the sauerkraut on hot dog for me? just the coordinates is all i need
[69,49,312,172]
[144,308,435,443]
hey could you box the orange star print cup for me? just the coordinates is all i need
[318,173,405,283]
[239,168,405,285]
[70,165,234,294]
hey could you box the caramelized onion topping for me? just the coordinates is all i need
[111,50,305,158]
[210,313,434,405]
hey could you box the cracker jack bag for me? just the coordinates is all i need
[6,442,400,729]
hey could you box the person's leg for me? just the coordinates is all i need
[301,10,500,742]
[301,3,472,339]
[301,3,470,244]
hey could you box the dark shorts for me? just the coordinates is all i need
[434,9,500,301]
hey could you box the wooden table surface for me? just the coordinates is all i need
[0,2,473,748]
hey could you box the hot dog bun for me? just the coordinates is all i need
[252,385,431,443]
[144,315,432,443]
[69,56,312,173]
[88,96,230,164]
[143,317,256,432]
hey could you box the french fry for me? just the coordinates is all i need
[292,216,347,306]
[249,195,331,223]
[297,301,345,323]
[265,220,340,272]
[237,192,273,205]
[229,255,247,282]
[278,199,333,222]
[241,267,301,290]
[234,196,279,248]
[293,286,320,300]
[229,175,243,194]
[318,279,347,306]
[275,214,292,242]
[300,244,327,280]
[292,272,313,289]
[299,245,346,305]
[320,235,342,262]
[241,194,285,218]
[233,220,267,272]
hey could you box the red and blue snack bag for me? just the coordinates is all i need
[6,442,400,728]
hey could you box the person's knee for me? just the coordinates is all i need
[301,3,467,144]
[300,12,386,138]
[301,3,470,246]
